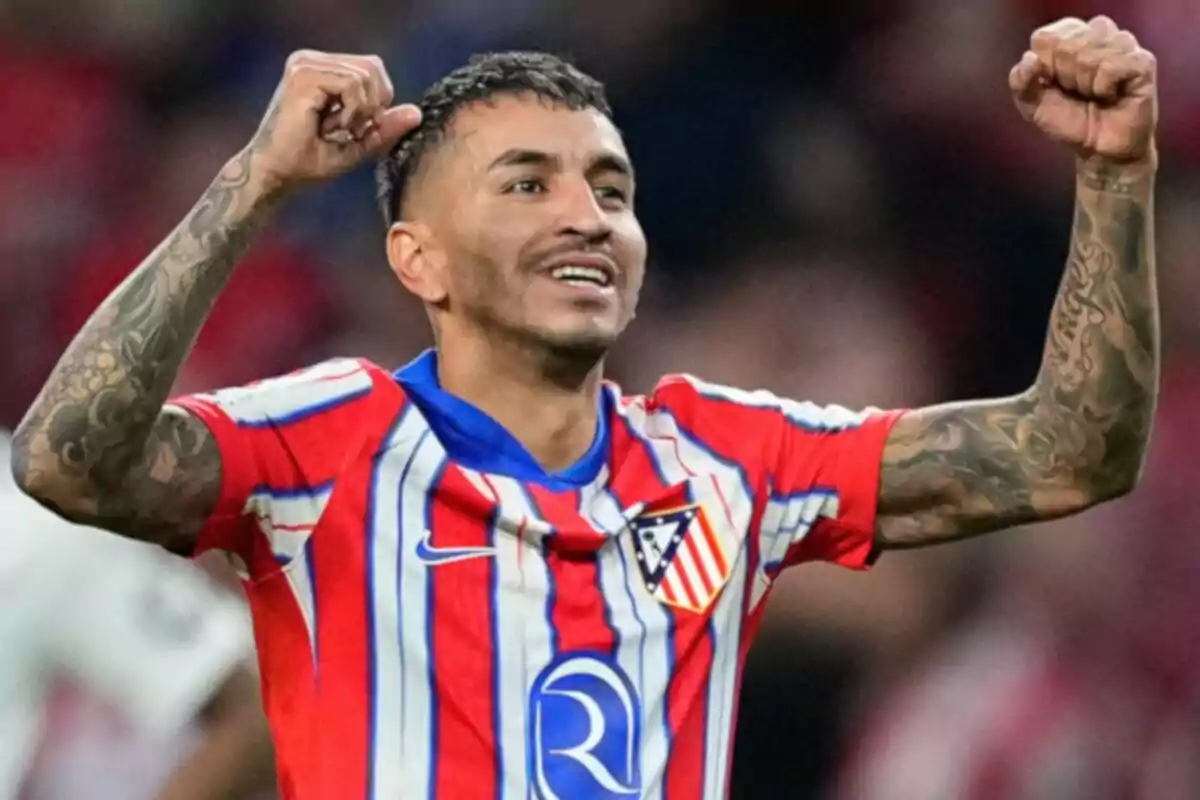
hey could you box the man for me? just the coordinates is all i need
[0,432,275,799]
[9,14,1158,800]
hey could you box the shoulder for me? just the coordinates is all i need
[170,357,402,427]
[638,373,877,432]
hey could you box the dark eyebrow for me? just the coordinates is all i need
[487,148,558,172]
[487,148,635,182]
[589,153,635,183]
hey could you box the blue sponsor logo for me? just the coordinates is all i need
[530,653,641,799]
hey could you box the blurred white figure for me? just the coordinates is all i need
[0,433,275,800]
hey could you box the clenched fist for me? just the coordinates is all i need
[245,50,422,191]
[1010,16,1157,164]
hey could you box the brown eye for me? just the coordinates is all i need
[595,185,629,204]
[507,178,546,195]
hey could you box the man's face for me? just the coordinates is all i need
[405,94,647,355]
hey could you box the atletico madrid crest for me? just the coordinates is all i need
[630,503,731,613]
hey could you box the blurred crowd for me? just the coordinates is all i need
[3,0,1200,797]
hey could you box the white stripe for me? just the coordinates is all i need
[703,554,748,800]
[614,401,701,797]
[690,527,724,587]
[678,374,874,429]
[660,565,690,607]
[593,491,672,800]
[581,469,671,800]
[195,358,372,425]
[487,475,554,798]
[284,549,317,660]
[369,410,442,799]
[671,548,709,609]
[242,486,334,662]
[245,486,333,562]
[753,491,841,614]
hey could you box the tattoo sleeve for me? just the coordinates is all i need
[875,159,1159,549]
[10,148,283,553]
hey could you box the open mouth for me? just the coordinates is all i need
[548,265,613,289]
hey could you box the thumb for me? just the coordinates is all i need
[365,103,422,154]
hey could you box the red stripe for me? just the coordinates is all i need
[528,486,616,656]
[242,576,317,800]
[669,556,704,612]
[174,362,389,562]
[697,511,727,576]
[267,521,316,533]
[427,466,499,800]
[608,409,712,800]
[307,439,376,798]
[660,579,682,606]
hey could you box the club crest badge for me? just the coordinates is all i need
[629,503,731,613]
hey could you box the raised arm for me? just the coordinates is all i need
[10,51,419,553]
[874,16,1159,550]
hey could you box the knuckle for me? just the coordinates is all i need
[287,48,319,65]
[1031,29,1058,48]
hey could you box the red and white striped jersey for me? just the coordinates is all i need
[170,351,902,800]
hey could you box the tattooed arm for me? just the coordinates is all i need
[9,51,418,553]
[869,16,1161,551]
[876,157,1157,549]
[9,152,278,553]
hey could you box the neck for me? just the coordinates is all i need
[435,333,605,472]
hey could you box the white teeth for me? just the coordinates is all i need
[550,265,610,286]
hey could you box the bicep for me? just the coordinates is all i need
[99,408,222,554]
[875,393,1091,549]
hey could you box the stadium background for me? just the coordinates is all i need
[3,0,1200,797]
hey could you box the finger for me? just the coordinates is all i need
[1051,27,1094,93]
[1110,30,1138,54]
[1075,44,1116,100]
[1088,15,1119,40]
[1030,16,1087,59]
[291,57,374,134]
[1095,50,1157,99]
[346,56,395,139]
[1009,50,1046,111]
[288,65,371,134]
[353,55,396,110]
[297,53,393,134]
[363,104,423,154]
[1031,17,1087,82]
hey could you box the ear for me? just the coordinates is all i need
[387,221,448,304]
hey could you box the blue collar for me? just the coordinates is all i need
[394,350,609,490]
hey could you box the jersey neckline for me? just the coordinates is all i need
[393,350,611,490]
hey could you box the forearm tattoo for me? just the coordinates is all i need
[877,162,1159,548]
[12,140,283,551]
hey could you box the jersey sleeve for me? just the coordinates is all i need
[654,375,905,572]
[166,358,382,578]
[43,532,254,736]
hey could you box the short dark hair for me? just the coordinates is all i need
[374,51,612,227]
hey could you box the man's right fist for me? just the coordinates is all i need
[246,50,422,191]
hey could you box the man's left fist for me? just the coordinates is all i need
[1010,15,1157,164]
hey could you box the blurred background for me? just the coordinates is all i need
[3,0,1200,797]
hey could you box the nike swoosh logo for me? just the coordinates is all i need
[415,531,497,565]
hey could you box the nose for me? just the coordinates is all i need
[556,179,612,243]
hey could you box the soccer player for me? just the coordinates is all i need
[0,432,275,800]
[10,14,1158,800]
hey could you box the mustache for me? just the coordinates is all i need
[520,240,616,272]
